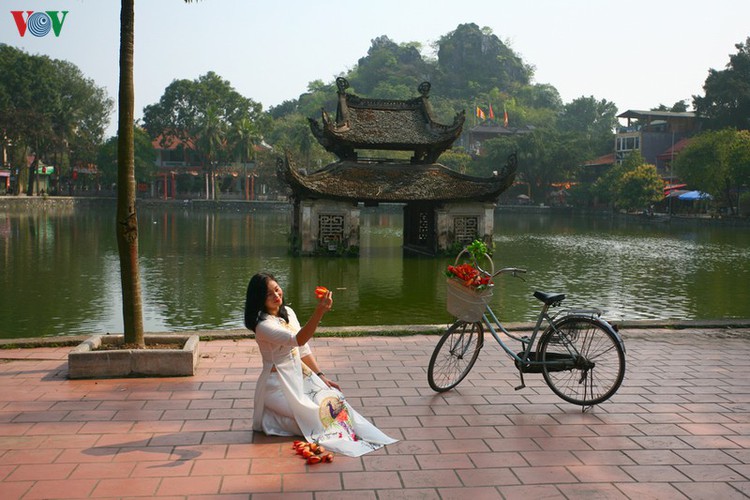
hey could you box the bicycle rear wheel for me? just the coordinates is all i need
[538,316,625,406]
[428,320,483,392]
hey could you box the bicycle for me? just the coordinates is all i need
[428,246,626,410]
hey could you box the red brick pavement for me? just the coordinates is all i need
[1,327,749,499]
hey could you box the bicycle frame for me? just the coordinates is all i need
[478,299,606,391]
[480,301,545,364]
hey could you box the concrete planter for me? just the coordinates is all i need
[68,334,200,379]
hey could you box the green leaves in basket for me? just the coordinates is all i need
[466,240,488,261]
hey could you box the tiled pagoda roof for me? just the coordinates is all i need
[278,154,517,204]
[308,78,464,164]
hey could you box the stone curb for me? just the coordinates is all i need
[2,318,749,349]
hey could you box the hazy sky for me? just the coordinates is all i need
[3,0,749,137]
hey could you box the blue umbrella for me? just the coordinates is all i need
[678,190,712,201]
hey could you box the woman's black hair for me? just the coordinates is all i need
[244,272,288,331]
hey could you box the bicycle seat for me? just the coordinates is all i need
[533,291,566,306]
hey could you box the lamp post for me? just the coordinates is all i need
[668,131,675,217]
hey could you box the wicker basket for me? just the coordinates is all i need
[446,278,493,322]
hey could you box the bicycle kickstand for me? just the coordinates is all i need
[514,370,526,391]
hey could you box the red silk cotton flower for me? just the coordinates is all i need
[446,264,492,290]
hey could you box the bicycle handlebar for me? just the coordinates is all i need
[462,250,526,280]
[493,267,527,278]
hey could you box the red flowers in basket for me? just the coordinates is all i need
[446,263,492,290]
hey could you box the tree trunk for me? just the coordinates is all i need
[26,154,38,196]
[116,0,144,347]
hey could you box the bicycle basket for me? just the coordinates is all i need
[446,278,493,322]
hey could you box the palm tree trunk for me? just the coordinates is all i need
[116,0,144,347]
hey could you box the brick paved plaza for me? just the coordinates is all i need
[1,326,749,499]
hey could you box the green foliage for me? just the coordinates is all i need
[436,23,532,98]
[653,101,689,113]
[477,127,590,200]
[593,151,645,206]
[558,96,619,155]
[263,22,618,192]
[348,36,430,98]
[466,239,489,260]
[97,126,155,185]
[142,71,264,168]
[694,37,750,130]
[514,84,563,113]
[2,20,625,199]
[230,117,261,164]
[0,44,112,176]
[439,148,472,173]
[674,129,750,214]
[266,113,334,170]
[616,164,663,211]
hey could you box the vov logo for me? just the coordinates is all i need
[11,11,69,37]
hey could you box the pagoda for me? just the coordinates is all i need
[278,77,517,256]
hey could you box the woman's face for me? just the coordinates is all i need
[265,279,283,314]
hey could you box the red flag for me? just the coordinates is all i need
[503,106,509,127]
[489,104,495,120]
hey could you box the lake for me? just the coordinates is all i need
[1,202,748,339]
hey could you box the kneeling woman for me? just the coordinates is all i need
[245,272,397,457]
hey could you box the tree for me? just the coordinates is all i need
[51,60,112,174]
[197,105,226,199]
[673,129,750,215]
[615,164,663,211]
[229,117,261,200]
[439,148,472,174]
[558,96,618,156]
[477,127,589,201]
[266,113,333,170]
[142,71,263,199]
[116,0,196,349]
[97,126,155,187]
[348,36,431,98]
[116,0,144,346]
[436,23,532,98]
[0,44,112,194]
[653,101,689,113]
[593,150,645,208]
[259,21,617,199]
[694,38,750,130]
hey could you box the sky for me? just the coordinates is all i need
[2,0,750,138]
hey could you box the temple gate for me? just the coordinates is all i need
[278,78,517,256]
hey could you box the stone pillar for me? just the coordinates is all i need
[295,199,360,256]
[436,202,495,253]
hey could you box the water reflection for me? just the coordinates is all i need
[0,205,748,339]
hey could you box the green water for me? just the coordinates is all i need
[1,204,748,339]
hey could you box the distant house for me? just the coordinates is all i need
[465,121,533,157]
[579,152,615,184]
[151,134,202,199]
[579,110,701,187]
[151,134,274,200]
[615,110,701,170]
[655,136,692,182]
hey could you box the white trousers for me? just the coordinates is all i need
[261,372,302,436]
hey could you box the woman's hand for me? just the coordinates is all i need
[319,374,340,390]
[316,290,333,313]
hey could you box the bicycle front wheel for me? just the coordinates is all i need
[538,316,625,406]
[428,320,483,392]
